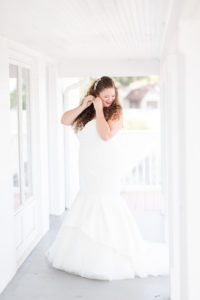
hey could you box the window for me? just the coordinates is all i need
[9,63,33,212]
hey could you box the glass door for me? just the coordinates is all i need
[9,63,33,213]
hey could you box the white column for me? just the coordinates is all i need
[46,65,65,215]
[161,20,200,300]
[160,52,184,300]
[178,20,200,300]
[63,80,83,209]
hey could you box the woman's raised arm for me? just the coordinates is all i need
[60,95,95,125]
[60,103,86,126]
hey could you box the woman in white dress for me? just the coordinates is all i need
[45,76,169,281]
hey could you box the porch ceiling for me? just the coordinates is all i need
[0,0,171,62]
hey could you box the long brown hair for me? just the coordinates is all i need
[72,76,122,133]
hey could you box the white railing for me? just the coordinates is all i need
[120,145,161,188]
[119,130,164,211]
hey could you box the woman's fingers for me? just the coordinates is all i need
[87,100,93,107]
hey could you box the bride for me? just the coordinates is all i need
[45,76,169,281]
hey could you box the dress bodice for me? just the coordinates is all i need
[75,119,121,196]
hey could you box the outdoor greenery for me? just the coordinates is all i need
[80,75,159,100]
[79,76,160,131]
[10,84,27,110]
[123,119,148,130]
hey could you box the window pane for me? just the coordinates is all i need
[9,64,21,210]
[22,67,32,200]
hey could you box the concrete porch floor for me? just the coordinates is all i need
[0,211,170,300]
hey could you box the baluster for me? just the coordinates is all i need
[141,158,144,185]
[135,163,139,185]
[149,152,153,185]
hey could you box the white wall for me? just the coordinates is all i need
[0,36,58,293]
[0,36,16,295]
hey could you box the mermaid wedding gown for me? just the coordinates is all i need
[45,118,169,280]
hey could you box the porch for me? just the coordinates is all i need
[0,0,200,300]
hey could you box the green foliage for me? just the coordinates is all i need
[123,119,148,130]
[80,77,97,101]
[10,89,17,109]
[79,75,160,104]
[114,76,159,87]
[10,84,27,110]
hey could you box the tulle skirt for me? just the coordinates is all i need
[45,191,169,281]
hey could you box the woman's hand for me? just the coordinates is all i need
[82,95,95,109]
[92,97,103,112]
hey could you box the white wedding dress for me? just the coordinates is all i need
[45,118,169,280]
